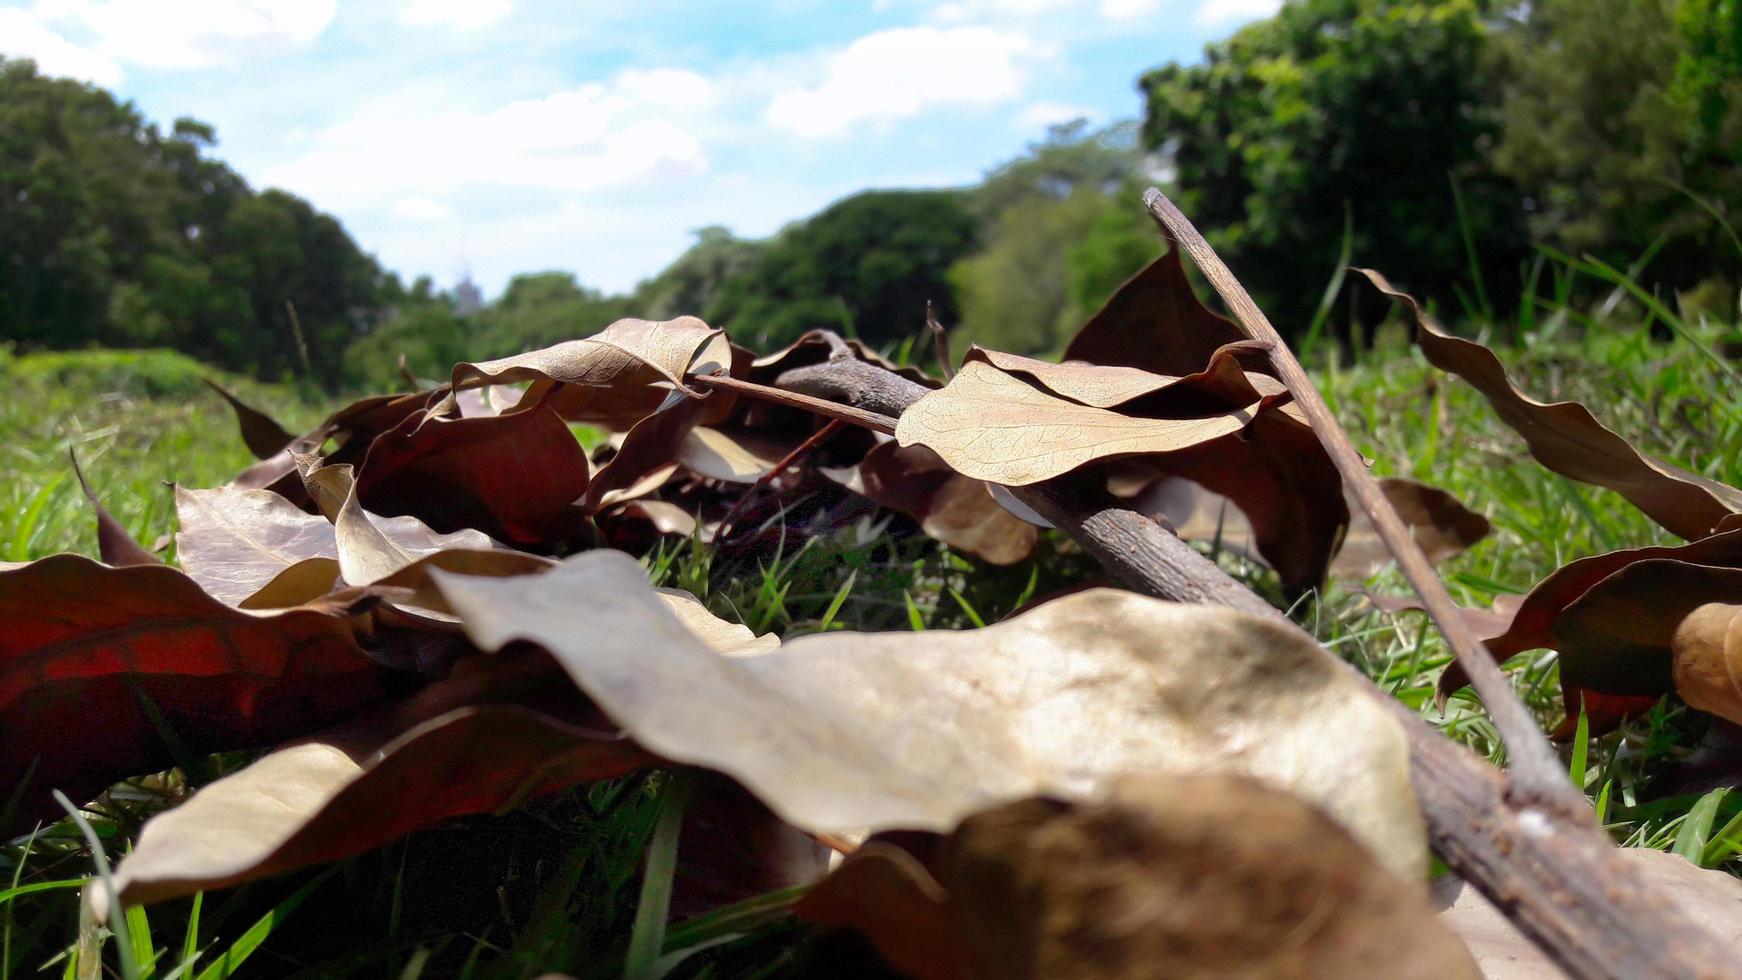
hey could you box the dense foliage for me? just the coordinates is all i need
[0,59,395,387]
[1141,0,1742,331]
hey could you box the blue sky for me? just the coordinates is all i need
[2,0,1278,297]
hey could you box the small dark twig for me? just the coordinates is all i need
[925,302,954,380]
[713,420,845,547]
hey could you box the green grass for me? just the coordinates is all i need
[1,311,1738,976]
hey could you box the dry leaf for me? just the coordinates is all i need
[203,378,295,460]
[1053,254,1347,588]
[104,651,651,911]
[895,360,1256,486]
[677,427,790,484]
[453,316,730,429]
[1434,849,1742,979]
[356,405,591,549]
[434,551,1425,878]
[803,775,1471,980]
[72,456,162,568]
[1330,477,1491,580]
[824,442,1037,565]
[0,555,402,832]
[1674,603,1742,725]
[1361,269,1742,540]
[1435,525,1742,704]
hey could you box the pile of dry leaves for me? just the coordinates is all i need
[6,225,1742,977]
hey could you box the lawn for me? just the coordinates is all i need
[1,308,1738,977]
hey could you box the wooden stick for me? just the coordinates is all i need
[690,373,897,435]
[1142,188,1578,813]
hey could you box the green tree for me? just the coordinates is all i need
[1140,0,1528,338]
[0,58,389,386]
[1491,0,1742,291]
[632,226,765,321]
[707,190,979,350]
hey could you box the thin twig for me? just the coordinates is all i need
[713,420,845,546]
[1142,187,1578,813]
[925,302,954,379]
[690,373,897,435]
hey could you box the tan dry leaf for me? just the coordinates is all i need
[827,442,1038,565]
[1673,603,1742,725]
[677,427,790,484]
[1434,849,1742,979]
[977,345,1289,410]
[453,316,730,429]
[106,690,649,912]
[433,551,1425,878]
[1361,269,1742,539]
[803,775,1471,980]
[894,360,1256,486]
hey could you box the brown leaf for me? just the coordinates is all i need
[825,442,1036,565]
[1674,603,1742,725]
[203,379,296,460]
[1360,268,1742,540]
[1434,849,1742,979]
[1329,477,1491,580]
[1056,256,1347,589]
[434,552,1425,877]
[105,652,651,911]
[356,405,591,549]
[677,426,791,484]
[1435,526,1742,702]
[174,486,339,604]
[1550,560,1742,724]
[1064,247,1247,375]
[894,360,1256,486]
[670,774,831,920]
[804,775,1472,980]
[0,556,402,833]
[453,316,731,429]
[71,454,161,568]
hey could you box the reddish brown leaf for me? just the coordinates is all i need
[1064,247,1247,375]
[1330,477,1491,581]
[356,406,591,549]
[1361,268,1742,540]
[71,454,161,568]
[203,379,296,460]
[797,842,970,980]
[1436,525,1742,700]
[106,651,651,910]
[0,556,404,833]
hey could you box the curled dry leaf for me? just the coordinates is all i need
[1428,525,1742,710]
[0,555,403,833]
[894,359,1255,486]
[1360,268,1742,540]
[356,405,591,549]
[1434,849,1742,979]
[677,427,791,484]
[802,774,1472,980]
[1055,250,1347,589]
[452,316,731,429]
[1674,603,1742,725]
[434,551,1425,878]
[824,442,1037,565]
[105,651,653,912]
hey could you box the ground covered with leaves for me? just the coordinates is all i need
[2,254,1740,978]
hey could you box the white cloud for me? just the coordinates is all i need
[1018,99,1100,131]
[1098,0,1161,19]
[1195,0,1280,24]
[399,0,512,30]
[22,0,336,70]
[393,197,455,221]
[263,70,715,205]
[0,8,123,85]
[766,26,1042,138]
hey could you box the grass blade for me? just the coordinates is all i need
[624,775,689,980]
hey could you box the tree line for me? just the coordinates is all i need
[3,0,1738,390]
